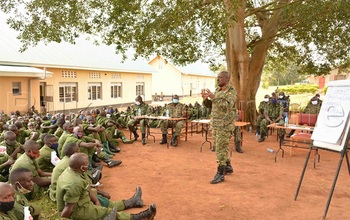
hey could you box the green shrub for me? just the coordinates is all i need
[278,84,318,95]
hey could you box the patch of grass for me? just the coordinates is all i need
[32,194,60,219]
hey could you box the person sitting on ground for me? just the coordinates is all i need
[62,126,122,169]
[286,94,323,138]
[0,182,19,219]
[9,168,41,220]
[57,122,74,158]
[56,153,157,220]
[159,94,187,147]
[0,131,24,160]
[128,96,150,145]
[49,142,108,208]
[0,145,14,182]
[36,134,60,172]
[11,140,51,199]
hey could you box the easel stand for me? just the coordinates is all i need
[294,130,350,219]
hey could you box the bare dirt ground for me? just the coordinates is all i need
[100,128,350,220]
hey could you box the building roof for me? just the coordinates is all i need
[0,65,53,78]
[178,61,217,77]
[148,55,217,78]
[0,16,155,74]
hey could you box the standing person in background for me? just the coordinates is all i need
[159,95,187,147]
[202,71,236,184]
[128,96,150,145]
[277,91,290,120]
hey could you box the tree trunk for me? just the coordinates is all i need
[225,0,283,127]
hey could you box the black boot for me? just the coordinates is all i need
[103,207,117,220]
[210,165,225,184]
[133,131,139,141]
[90,169,102,184]
[142,133,146,145]
[159,134,167,144]
[104,159,122,168]
[258,133,267,142]
[92,153,101,163]
[286,130,295,138]
[171,135,178,147]
[123,186,143,209]
[225,161,234,174]
[131,204,157,220]
[108,142,121,153]
[235,141,243,153]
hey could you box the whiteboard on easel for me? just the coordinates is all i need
[311,80,350,151]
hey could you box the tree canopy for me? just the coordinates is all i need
[1,0,349,124]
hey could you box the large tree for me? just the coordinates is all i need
[1,0,350,125]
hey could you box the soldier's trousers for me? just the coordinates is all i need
[212,128,231,166]
[160,120,184,136]
[260,118,286,136]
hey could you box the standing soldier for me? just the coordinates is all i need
[202,71,236,184]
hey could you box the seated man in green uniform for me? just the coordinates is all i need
[159,95,187,147]
[36,134,60,172]
[57,122,74,158]
[258,94,286,142]
[0,131,23,160]
[127,96,150,145]
[286,94,322,138]
[50,142,80,202]
[0,146,14,182]
[0,182,18,220]
[11,140,51,199]
[9,167,41,220]
[62,126,122,169]
[57,153,157,220]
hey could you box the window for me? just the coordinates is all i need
[89,72,101,78]
[62,71,77,78]
[111,83,122,98]
[59,83,77,102]
[88,83,102,100]
[12,82,21,95]
[136,82,144,97]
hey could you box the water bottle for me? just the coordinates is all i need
[267,148,274,153]
[255,132,259,141]
[24,206,33,220]
[137,108,141,116]
[249,125,252,133]
[166,109,169,117]
[284,115,289,127]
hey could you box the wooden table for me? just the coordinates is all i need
[267,123,320,166]
[135,116,187,147]
[191,119,250,155]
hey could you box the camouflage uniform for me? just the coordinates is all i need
[160,102,186,136]
[260,102,285,136]
[203,85,236,166]
[303,100,322,114]
[127,102,150,135]
[256,100,269,135]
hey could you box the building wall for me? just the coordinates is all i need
[150,56,216,98]
[182,75,215,96]
[40,68,152,113]
[0,77,40,114]
[150,57,182,97]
